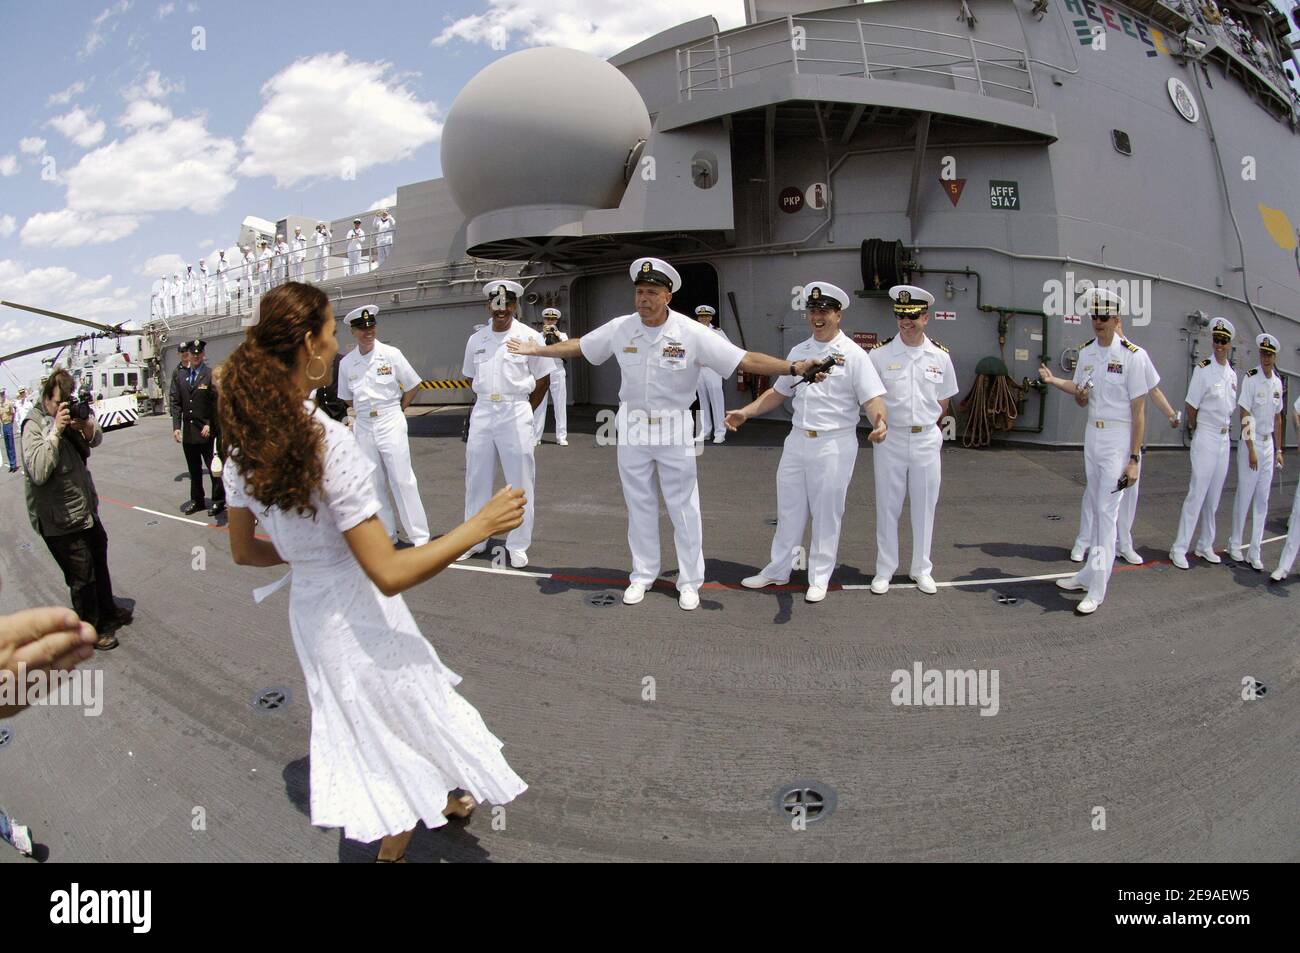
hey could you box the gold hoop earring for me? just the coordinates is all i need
[306,353,327,382]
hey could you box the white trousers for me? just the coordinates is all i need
[465,400,536,553]
[347,249,362,276]
[1072,424,1130,603]
[1275,477,1300,576]
[1172,428,1231,555]
[617,432,704,591]
[377,242,391,267]
[1076,464,1140,552]
[315,252,327,282]
[292,259,305,282]
[1229,437,1275,561]
[216,276,228,306]
[873,425,942,579]
[354,408,430,546]
[760,428,858,589]
[696,370,726,438]
[532,372,567,442]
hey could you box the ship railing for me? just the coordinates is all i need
[677,15,1036,108]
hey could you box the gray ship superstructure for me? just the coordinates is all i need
[149,0,1300,447]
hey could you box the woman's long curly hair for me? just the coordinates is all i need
[218,282,331,517]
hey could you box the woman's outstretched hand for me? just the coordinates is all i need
[473,486,526,539]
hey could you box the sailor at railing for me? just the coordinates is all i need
[291,226,308,283]
[346,218,366,276]
[373,209,396,268]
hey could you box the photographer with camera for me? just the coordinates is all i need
[20,368,131,650]
[531,307,569,446]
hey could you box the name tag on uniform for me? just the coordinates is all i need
[623,346,638,353]
[197,384,209,390]
[1107,362,1123,374]
[887,362,902,371]
[475,348,486,356]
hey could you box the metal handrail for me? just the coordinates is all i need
[676,14,1037,106]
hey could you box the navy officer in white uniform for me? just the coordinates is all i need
[1038,289,1151,614]
[693,305,732,444]
[337,305,430,547]
[1169,317,1238,569]
[868,285,959,595]
[508,257,826,610]
[461,280,555,567]
[728,281,887,602]
[531,307,569,447]
[1228,332,1284,570]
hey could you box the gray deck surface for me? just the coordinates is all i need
[1,409,1295,862]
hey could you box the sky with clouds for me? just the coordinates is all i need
[0,0,748,386]
[1,0,1295,388]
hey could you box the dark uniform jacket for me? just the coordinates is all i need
[170,362,221,444]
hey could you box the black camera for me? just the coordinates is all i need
[544,326,560,346]
[66,393,94,422]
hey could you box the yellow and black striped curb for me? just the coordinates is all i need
[418,379,472,390]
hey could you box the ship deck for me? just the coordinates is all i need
[0,410,1295,862]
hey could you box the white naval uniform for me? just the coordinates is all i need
[1075,349,1160,554]
[291,234,307,282]
[532,331,569,443]
[1273,394,1300,577]
[186,271,200,312]
[1066,337,1151,603]
[695,325,732,439]
[868,334,959,580]
[580,309,746,592]
[1229,367,1284,562]
[199,266,212,311]
[1171,358,1238,557]
[257,249,272,294]
[273,241,290,285]
[347,228,365,276]
[462,320,555,555]
[373,215,395,268]
[242,252,256,299]
[170,277,184,315]
[760,331,885,589]
[338,341,430,546]
[215,257,229,307]
[314,230,330,282]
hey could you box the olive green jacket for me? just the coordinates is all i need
[22,403,103,537]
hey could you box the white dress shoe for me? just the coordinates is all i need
[1069,542,1087,563]
[678,588,700,611]
[455,547,486,561]
[741,574,783,589]
[1170,551,1189,570]
[1270,568,1287,582]
[1249,557,1264,572]
[1056,576,1086,591]
[910,574,938,595]
[1227,546,1245,562]
[870,576,890,594]
[1195,548,1222,564]
[557,438,568,446]
[713,434,725,444]
[508,550,528,569]
[1119,548,1143,565]
[804,585,827,603]
[1075,597,1099,615]
[534,438,542,447]
[622,583,646,605]
[695,432,709,443]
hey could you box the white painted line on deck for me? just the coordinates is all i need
[447,562,553,580]
[131,505,212,528]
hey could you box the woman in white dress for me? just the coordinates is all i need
[218,281,528,862]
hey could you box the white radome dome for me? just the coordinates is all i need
[441,47,651,220]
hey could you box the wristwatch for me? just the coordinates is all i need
[789,362,797,376]
[1129,453,1140,463]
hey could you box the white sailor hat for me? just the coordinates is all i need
[889,284,934,315]
[483,279,524,302]
[541,307,561,319]
[1080,286,1124,318]
[346,305,379,328]
[803,282,850,311]
[630,257,681,292]
[1210,317,1235,340]
[694,304,717,317]
[1257,332,1279,354]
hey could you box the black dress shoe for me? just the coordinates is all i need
[181,500,202,515]
[209,501,226,517]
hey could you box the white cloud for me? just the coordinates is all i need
[18,137,47,156]
[48,81,88,107]
[0,215,16,238]
[65,117,238,215]
[157,2,175,16]
[48,107,107,148]
[139,252,188,277]
[123,69,183,101]
[237,53,442,188]
[432,0,746,58]
[369,193,396,211]
[0,156,17,177]
[20,209,142,248]
[118,100,173,129]
[82,1,133,58]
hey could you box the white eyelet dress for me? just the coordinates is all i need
[222,405,527,842]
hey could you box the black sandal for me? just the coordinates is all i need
[374,854,407,863]
[94,633,119,651]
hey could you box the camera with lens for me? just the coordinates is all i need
[544,325,561,346]
[66,392,94,422]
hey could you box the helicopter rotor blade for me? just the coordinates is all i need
[0,336,88,364]
[0,299,134,336]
